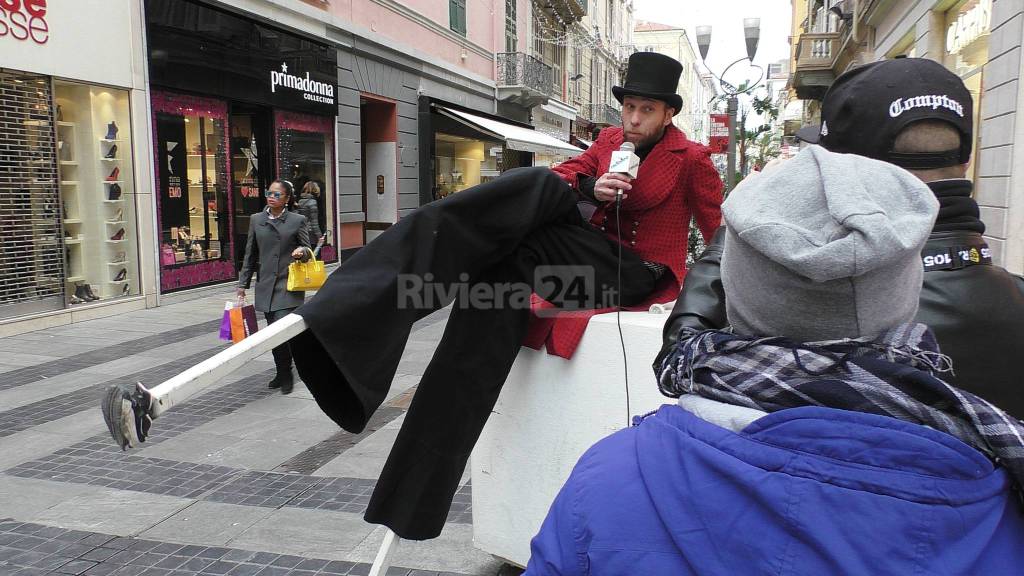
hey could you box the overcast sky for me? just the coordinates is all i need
[632,0,793,87]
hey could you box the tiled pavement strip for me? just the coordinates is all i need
[4,402,472,522]
[0,289,495,575]
[0,348,236,439]
[0,321,221,393]
[0,518,462,575]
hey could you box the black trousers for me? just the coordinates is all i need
[291,168,656,539]
[265,308,296,374]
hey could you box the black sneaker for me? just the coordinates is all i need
[101,382,153,450]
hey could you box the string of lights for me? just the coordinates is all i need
[527,0,635,54]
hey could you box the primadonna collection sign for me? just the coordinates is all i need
[270,62,336,105]
[146,0,338,116]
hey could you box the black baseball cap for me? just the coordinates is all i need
[816,58,973,169]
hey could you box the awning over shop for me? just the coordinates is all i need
[436,107,584,156]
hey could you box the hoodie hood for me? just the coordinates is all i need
[722,146,938,341]
[631,405,1022,574]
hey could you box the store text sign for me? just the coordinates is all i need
[270,62,336,106]
[947,0,991,55]
[0,0,48,44]
[709,114,729,154]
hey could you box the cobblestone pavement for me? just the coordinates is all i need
[0,286,500,576]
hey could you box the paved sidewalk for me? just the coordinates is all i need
[0,286,505,576]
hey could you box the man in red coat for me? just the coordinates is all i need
[526,56,722,357]
[288,52,723,541]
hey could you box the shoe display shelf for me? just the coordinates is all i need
[55,81,138,303]
[56,116,89,305]
[182,119,223,265]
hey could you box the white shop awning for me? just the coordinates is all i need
[436,107,584,157]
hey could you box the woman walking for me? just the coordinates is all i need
[296,181,324,243]
[237,179,311,393]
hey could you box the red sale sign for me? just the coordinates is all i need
[709,114,729,154]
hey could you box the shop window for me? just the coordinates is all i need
[152,92,235,292]
[230,108,274,270]
[0,71,64,319]
[433,133,502,199]
[275,111,337,263]
[52,80,141,306]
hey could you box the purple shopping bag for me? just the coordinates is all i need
[219,301,234,341]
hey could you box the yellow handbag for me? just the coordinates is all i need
[286,247,326,291]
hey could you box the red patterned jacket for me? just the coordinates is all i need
[522,125,723,358]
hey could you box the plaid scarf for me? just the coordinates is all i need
[658,323,1024,494]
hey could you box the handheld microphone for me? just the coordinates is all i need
[609,141,639,207]
[609,141,640,181]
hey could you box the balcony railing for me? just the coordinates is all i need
[549,0,587,23]
[581,103,620,126]
[497,52,553,96]
[795,32,841,70]
[791,27,857,100]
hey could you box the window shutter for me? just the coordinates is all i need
[450,0,467,36]
[0,70,65,316]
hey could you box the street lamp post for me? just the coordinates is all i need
[695,19,763,192]
[726,96,739,191]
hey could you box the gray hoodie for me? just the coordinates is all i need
[721,145,939,342]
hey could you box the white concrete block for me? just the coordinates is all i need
[978,144,1015,177]
[975,176,1012,207]
[983,80,1019,119]
[1001,182,1024,276]
[991,14,1024,56]
[980,206,1009,236]
[992,0,1024,30]
[985,48,1022,89]
[982,113,1017,147]
[471,310,673,568]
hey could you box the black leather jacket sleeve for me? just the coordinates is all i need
[653,226,728,373]
[576,174,600,204]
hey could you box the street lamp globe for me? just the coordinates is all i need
[696,25,712,61]
[743,18,761,61]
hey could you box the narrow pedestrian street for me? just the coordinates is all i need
[0,288,498,576]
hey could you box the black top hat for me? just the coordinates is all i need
[612,52,684,116]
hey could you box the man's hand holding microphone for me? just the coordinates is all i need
[596,141,640,204]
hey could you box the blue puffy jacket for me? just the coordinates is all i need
[525,404,1024,575]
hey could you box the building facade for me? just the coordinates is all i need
[0,0,155,332]
[631,21,721,145]
[630,21,696,135]
[0,0,586,334]
[144,0,341,292]
[563,0,635,144]
[790,0,1024,274]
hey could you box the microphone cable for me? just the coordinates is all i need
[615,192,630,427]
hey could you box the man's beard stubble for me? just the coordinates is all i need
[624,124,667,150]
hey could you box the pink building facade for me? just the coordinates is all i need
[301,0,538,248]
